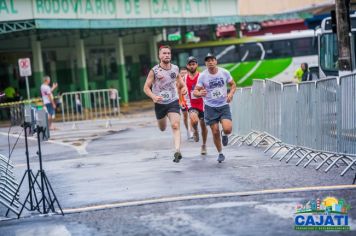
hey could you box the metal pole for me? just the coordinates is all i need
[25,76,30,100]
[336,0,352,72]
[36,127,46,213]
[24,124,34,210]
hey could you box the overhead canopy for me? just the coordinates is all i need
[239,0,334,15]
[0,0,325,30]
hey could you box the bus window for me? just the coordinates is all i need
[238,43,262,61]
[192,47,211,65]
[292,38,316,57]
[266,40,292,58]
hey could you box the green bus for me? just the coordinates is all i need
[172,30,318,86]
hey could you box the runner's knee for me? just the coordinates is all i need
[191,118,198,127]
[223,127,232,135]
[171,121,179,130]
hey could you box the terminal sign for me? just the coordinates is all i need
[18,58,32,77]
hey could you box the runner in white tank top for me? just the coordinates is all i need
[143,45,188,163]
[151,64,179,104]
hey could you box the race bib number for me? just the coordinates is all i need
[211,87,225,99]
[159,91,172,101]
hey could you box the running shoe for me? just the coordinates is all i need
[193,129,199,142]
[201,145,207,155]
[221,131,228,146]
[217,153,225,163]
[187,132,194,141]
[173,151,183,163]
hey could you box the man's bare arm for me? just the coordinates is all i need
[176,74,187,95]
[51,82,58,92]
[227,80,237,103]
[193,85,207,98]
[143,70,162,103]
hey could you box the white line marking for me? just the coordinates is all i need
[63,184,356,214]
[229,63,241,72]
[241,50,249,62]
[0,131,87,155]
[216,45,235,60]
[228,50,249,73]
[238,43,265,85]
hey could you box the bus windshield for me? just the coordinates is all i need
[320,33,338,72]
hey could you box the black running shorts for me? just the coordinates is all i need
[154,100,181,120]
[188,108,204,120]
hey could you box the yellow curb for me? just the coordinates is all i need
[63,184,356,214]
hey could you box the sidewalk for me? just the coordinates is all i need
[120,99,154,116]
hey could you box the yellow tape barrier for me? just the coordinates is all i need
[0,96,59,108]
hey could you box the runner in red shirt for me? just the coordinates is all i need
[185,56,208,155]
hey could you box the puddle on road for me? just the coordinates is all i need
[74,162,101,168]
[13,223,95,236]
[179,201,318,222]
[72,142,83,146]
[255,203,295,219]
[15,225,71,236]
[107,128,130,134]
[165,170,184,174]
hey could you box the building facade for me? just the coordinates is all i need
[0,0,334,103]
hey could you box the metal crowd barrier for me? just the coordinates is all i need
[0,97,46,125]
[61,89,120,124]
[228,131,356,184]
[0,103,25,126]
[0,154,20,215]
[231,75,356,183]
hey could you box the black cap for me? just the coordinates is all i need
[204,53,216,61]
[186,56,198,64]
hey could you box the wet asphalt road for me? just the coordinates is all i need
[0,190,355,236]
[0,111,355,235]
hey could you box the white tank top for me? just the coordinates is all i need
[151,64,179,104]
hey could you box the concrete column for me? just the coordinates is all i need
[149,35,159,66]
[8,65,16,87]
[116,37,128,104]
[70,56,76,86]
[50,61,57,83]
[75,36,90,109]
[75,37,89,91]
[31,36,44,96]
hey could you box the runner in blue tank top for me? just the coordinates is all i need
[143,45,188,163]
